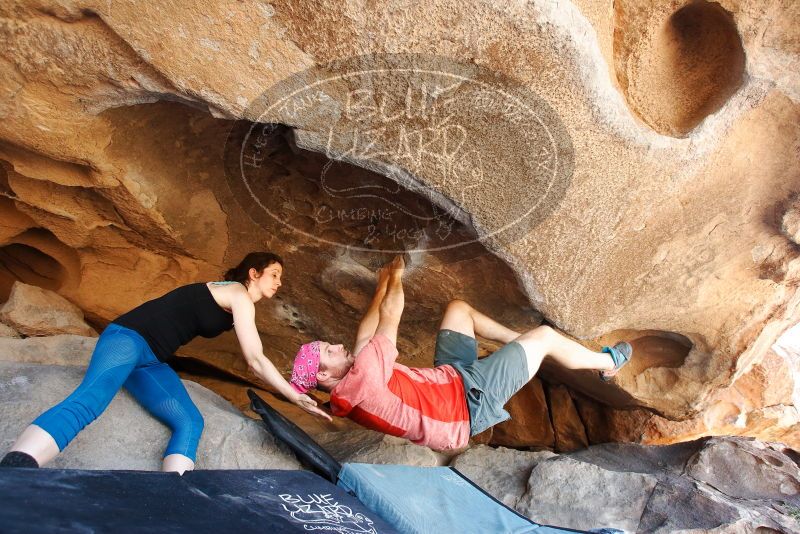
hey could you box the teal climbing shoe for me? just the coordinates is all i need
[600,341,633,382]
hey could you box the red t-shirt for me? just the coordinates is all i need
[330,334,470,451]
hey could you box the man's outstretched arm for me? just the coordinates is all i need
[374,256,405,347]
[352,266,390,355]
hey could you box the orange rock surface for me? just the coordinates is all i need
[1,0,798,449]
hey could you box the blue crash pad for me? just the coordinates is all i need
[337,463,582,534]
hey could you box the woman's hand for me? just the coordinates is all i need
[229,292,331,420]
[292,393,333,422]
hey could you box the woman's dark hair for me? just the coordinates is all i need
[223,252,284,286]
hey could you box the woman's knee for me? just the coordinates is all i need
[186,408,204,435]
[168,407,204,456]
[168,404,204,436]
[32,367,129,451]
[184,409,204,455]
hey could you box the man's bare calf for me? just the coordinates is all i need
[514,325,615,380]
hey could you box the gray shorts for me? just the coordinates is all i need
[434,329,529,436]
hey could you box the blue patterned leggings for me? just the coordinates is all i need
[33,323,204,461]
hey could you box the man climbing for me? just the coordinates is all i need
[290,256,633,451]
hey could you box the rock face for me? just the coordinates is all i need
[0,0,798,450]
[546,384,589,453]
[0,334,97,367]
[0,323,19,338]
[784,196,800,245]
[0,360,300,471]
[0,282,96,337]
[316,429,451,467]
[450,445,557,508]
[685,437,800,501]
[612,0,746,137]
[522,456,659,532]
[489,377,555,449]
[457,437,800,533]
[604,322,800,450]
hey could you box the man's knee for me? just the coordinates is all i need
[440,299,478,338]
[445,299,472,316]
[515,325,553,376]
[517,324,553,345]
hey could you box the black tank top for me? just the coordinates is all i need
[113,283,235,362]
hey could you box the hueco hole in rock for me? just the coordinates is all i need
[0,1,799,533]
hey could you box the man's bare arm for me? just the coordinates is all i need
[374,256,405,346]
[352,267,390,355]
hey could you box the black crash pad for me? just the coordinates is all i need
[248,388,342,483]
[0,468,397,533]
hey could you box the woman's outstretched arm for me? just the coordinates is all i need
[230,291,332,421]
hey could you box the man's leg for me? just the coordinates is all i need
[438,299,521,345]
[433,300,520,370]
[514,325,614,380]
[460,326,618,436]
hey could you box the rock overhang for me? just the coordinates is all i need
[0,0,797,445]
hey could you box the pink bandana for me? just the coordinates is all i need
[290,341,321,394]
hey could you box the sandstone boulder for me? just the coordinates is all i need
[685,437,800,501]
[619,323,800,450]
[635,482,744,534]
[782,195,800,245]
[0,334,96,366]
[489,377,555,448]
[0,282,96,337]
[315,429,451,467]
[546,384,589,452]
[449,445,556,508]
[0,323,19,338]
[520,455,659,532]
[454,438,799,532]
[0,0,798,450]
[0,362,300,471]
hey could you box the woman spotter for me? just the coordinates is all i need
[0,252,330,474]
